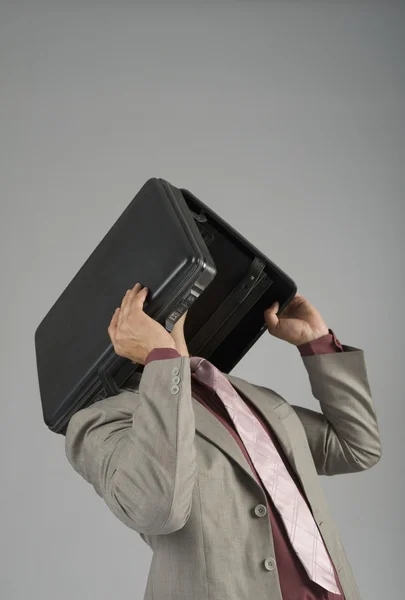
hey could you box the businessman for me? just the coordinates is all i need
[65,282,381,600]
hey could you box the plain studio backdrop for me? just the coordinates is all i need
[0,1,403,599]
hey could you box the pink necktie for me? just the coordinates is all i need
[190,356,341,596]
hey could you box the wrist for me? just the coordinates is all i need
[146,341,177,355]
[296,328,330,346]
[143,345,182,366]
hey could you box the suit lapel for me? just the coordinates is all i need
[193,372,298,494]
[193,372,344,571]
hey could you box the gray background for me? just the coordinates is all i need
[1,1,403,599]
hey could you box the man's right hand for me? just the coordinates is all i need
[108,283,177,365]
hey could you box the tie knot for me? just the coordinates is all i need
[189,356,229,393]
[189,356,208,373]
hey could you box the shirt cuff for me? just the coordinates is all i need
[297,328,344,356]
[144,347,182,365]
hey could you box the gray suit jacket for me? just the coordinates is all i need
[65,343,381,600]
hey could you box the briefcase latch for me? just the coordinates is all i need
[190,209,208,223]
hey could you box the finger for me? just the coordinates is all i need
[121,283,140,312]
[119,283,142,326]
[108,307,120,344]
[117,291,130,329]
[109,307,120,326]
[172,310,187,332]
[119,289,131,314]
[133,285,149,310]
[124,284,148,320]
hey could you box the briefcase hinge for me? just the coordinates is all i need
[97,366,120,396]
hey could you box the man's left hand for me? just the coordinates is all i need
[264,293,329,346]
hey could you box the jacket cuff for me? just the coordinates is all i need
[144,347,182,365]
[297,328,344,356]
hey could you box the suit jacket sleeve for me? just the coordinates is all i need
[64,355,197,535]
[289,342,382,476]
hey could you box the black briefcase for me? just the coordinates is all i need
[35,178,297,435]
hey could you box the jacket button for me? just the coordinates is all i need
[172,367,179,376]
[171,384,180,395]
[172,375,180,384]
[264,557,276,571]
[254,504,267,517]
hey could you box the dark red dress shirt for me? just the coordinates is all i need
[144,329,346,599]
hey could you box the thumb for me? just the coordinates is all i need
[264,301,280,330]
[134,286,149,309]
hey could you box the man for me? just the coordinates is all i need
[65,282,381,600]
